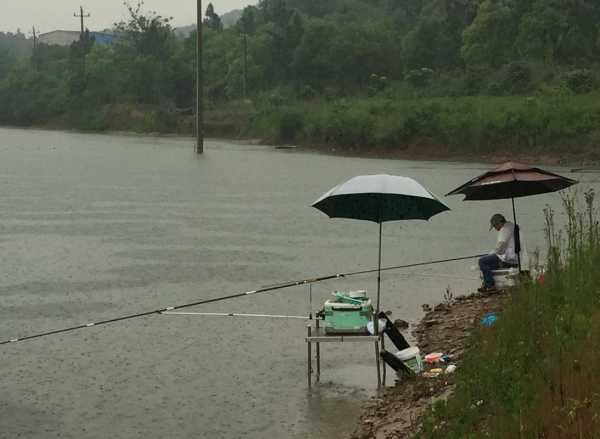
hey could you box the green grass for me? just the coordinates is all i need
[227,93,600,160]
[417,190,600,438]
[8,89,600,162]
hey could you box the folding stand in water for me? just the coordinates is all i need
[305,318,386,388]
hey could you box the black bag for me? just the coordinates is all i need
[377,312,410,351]
[381,350,413,375]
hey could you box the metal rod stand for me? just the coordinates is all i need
[381,335,386,386]
[316,318,321,382]
[307,324,312,388]
[375,340,381,388]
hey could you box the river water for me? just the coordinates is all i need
[0,127,596,439]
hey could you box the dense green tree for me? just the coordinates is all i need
[330,21,399,91]
[238,6,258,34]
[291,19,337,90]
[250,5,304,85]
[83,45,121,106]
[2,0,600,129]
[205,3,224,32]
[112,1,178,104]
[462,0,515,68]
[259,0,293,27]
[0,49,17,81]
[0,31,32,59]
[403,0,477,70]
[114,1,176,59]
[515,0,599,64]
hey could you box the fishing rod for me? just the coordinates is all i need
[162,312,309,319]
[261,253,487,290]
[0,253,486,346]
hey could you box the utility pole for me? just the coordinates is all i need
[32,26,38,51]
[242,32,247,98]
[196,0,204,154]
[32,26,38,70]
[74,6,90,37]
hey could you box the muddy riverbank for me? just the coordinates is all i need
[301,142,598,169]
[352,290,509,439]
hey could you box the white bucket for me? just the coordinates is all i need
[395,347,423,374]
[492,268,520,288]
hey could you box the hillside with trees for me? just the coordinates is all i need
[1,0,599,160]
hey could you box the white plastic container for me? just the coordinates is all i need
[348,289,367,299]
[492,268,520,288]
[395,347,423,374]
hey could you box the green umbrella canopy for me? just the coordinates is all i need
[313,174,450,223]
[312,174,450,334]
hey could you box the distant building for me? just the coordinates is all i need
[91,32,115,45]
[38,30,115,46]
[38,30,79,46]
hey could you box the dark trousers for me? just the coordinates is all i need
[479,254,501,287]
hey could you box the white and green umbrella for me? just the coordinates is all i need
[312,174,450,332]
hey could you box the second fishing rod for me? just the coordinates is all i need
[0,253,486,346]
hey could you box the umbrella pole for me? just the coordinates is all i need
[511,197,522,272]
[375,222,382,335]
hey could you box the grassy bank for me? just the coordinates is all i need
[417,190,600,438]
[239,93,600,161]
[21,93,600,164]
[220,92,600,163]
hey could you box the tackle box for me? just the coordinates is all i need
[323,291,373,334]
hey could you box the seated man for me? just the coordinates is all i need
[478,213,519,293]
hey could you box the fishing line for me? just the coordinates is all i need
[0,253,486,346]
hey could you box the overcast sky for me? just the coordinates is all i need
[1,0,256,34]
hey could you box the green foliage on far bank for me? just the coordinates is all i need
[1,0,600,159]
[418,191,600,438]
[236,93,600,159]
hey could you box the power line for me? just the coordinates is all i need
[0,253,486,346]
[74,6,91,36]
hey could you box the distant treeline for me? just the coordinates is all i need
[0,0,599,155]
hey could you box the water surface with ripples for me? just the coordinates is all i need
[0,127,596,439]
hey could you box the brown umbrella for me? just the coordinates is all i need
[446,162,577,201]
[446,162,578,269]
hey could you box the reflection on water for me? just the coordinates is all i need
[0,127,597,439]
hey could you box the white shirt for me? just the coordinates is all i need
[494,221,518,263]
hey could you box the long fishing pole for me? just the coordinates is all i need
[263,253,487,289]
[162,312,309,319]
[0,253,486,346]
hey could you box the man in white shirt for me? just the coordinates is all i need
[478,213,519,292]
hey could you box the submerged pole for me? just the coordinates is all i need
[196,0,204,154]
